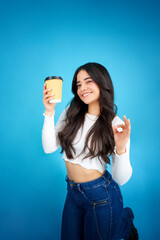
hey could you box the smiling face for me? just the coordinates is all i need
[76,70,100,105]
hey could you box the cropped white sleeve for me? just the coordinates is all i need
[42,108,67,153]
[111,116,132,185]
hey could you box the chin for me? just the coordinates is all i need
[81,99,95,105]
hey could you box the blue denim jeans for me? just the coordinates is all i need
[61,170,134,240]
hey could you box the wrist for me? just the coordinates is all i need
[116,148,126,155]
[45,110,55,116]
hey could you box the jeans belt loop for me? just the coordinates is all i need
[77,183,83,193]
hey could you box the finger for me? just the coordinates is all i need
[44,93,55,100]
[112,125,122,134]
[114,124,129,134]
[43,84,52,92]
[43,88,52,95]
[124,117,131,131]
[127,119,131,132]
[121,117,131,135]
[114,127,124,133]
[114,124,125,129]
[47,96,54,102]
[127,118,131,127]
[123,115,127,125]
[43,96,54,103]
[44,88,51,93]
[123,115,130,127]
[43,83,46,89]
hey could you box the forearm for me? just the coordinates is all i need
[111,139,132,185]
[42,113,60,153]
[111,154,132,185]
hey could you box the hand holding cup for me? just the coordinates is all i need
[43,76,63,116]
[43,84,57,114]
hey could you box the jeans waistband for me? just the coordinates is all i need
[65,170,112,191]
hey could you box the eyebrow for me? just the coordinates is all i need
[76,77,92,84]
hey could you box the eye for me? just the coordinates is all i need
[87,80,93,84]
[77,84,81,88]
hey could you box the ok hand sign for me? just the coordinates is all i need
[112,116,131,155]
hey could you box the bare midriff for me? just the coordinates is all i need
[65,161,106,183]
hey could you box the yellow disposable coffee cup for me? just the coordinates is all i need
[44,76,63,103]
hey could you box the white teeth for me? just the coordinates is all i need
[82,93,91,97]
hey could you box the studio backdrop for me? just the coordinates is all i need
[0,0,160,239]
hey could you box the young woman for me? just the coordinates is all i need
[42,62,138,240]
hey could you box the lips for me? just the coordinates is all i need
[82,92,92,98]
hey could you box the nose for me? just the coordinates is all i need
[80,83,87,92]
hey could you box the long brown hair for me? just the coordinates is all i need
[58,62,117,164]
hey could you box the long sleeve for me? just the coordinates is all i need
[42,108,67,153]
[111,116,132,185]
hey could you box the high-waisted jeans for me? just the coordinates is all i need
[61,170,134,240]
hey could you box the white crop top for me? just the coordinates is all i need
[42,107,132,185]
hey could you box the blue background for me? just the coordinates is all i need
[0,0,160,239]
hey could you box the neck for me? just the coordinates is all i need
[87,102,100,116]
